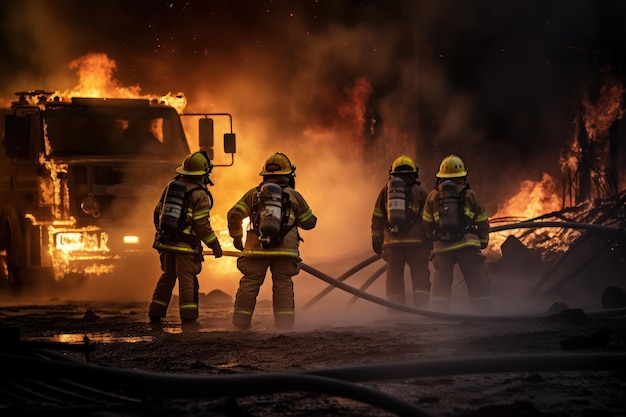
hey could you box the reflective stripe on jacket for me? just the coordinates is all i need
[227,178,317,259]
[153,178,219,254]
[422,180,489,254]
[371,180,429,247]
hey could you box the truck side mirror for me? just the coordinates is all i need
[224,133,236,154]
[198,118,215,160]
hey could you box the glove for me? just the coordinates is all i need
[480,242,488,250]
[372,241,383,255]
[209,240,223,258]
[233,236,244,251]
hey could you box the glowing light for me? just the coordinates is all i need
[123,235,140,244]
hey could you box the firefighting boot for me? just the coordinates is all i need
[274,312,294,331]
[232,312,252,330]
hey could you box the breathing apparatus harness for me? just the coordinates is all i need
[386,173,419,234]
[435,178,471,242]
[252,179,298,249]
[155,175,214,247]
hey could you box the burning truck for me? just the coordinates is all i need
[0,90,236,293]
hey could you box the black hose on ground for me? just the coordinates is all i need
[303,352,626,382]
[0,351,437,417]
[346,264,387,307]
[300,262,626,320]
[211,250,626,321]
[489,221,622,234]
[302,254,382,309]
[300,262,541,321]
[4,349,626,416]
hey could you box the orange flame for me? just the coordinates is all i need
[38,155,68,219]
[561,71,625,202]
[303,77,372,161]
[487,173,562,256]
[582,73,624,142]
[50,53,187,113]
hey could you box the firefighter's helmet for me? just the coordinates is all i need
[389,155,418,175]
[436,154,468,178]
[259,152,295,176]
[175,151,213,176]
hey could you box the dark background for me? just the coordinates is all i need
[1,0,626,214]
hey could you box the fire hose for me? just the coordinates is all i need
[0,349,437,417]
[301,254,381,309]
[209,217,626,321]
[3,348,626,417]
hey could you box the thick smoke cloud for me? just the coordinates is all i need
[1,0,625,303]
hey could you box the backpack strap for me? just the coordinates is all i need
[458,184,470,234]
[252,185,298,247]
[251,186,262,232]
[176,186,210,247]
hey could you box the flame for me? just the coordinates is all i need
[33,53,189,113]
[302,77,373,161]
[561,70,625,202]
[13,52,418,294]
[487,173,562,257]
[42,218,112,280]
[38,155,68,219]
[31,53,195,280]
[582,73,624,141]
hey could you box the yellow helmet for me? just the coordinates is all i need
[175,151,213,176]
[259,152,295,176]
[390,155,418,175]
[436,154,468,178]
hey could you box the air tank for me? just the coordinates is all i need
[258,182,283,240]
[438,180,461,241]
[159,180,187,236]
[387,177,406,232]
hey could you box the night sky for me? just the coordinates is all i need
[1,0,626,216]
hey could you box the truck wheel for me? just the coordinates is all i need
[0,230,23,292]
[0,250,8,286]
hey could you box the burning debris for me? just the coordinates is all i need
[488,189,626,306]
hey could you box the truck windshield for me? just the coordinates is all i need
[43,103,189,160]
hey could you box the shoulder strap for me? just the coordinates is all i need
[186,186,213,208]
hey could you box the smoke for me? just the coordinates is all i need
[1,1,624,312]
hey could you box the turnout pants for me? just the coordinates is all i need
[385,244,431,308]
[232,256,300,330]
[148,250,202,321]
[431,246,491,313]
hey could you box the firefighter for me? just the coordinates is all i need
[148,151,223,324]
[228,152,317,330]
[371,155,432,308]
[422,154,491,313]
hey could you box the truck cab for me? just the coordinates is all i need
[0,91,235,293]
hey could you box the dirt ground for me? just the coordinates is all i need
[1,257,626,417]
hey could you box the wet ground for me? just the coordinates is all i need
[1,282,626,417]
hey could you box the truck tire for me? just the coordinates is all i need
[0,207,27,294]
[0,227,23,292]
